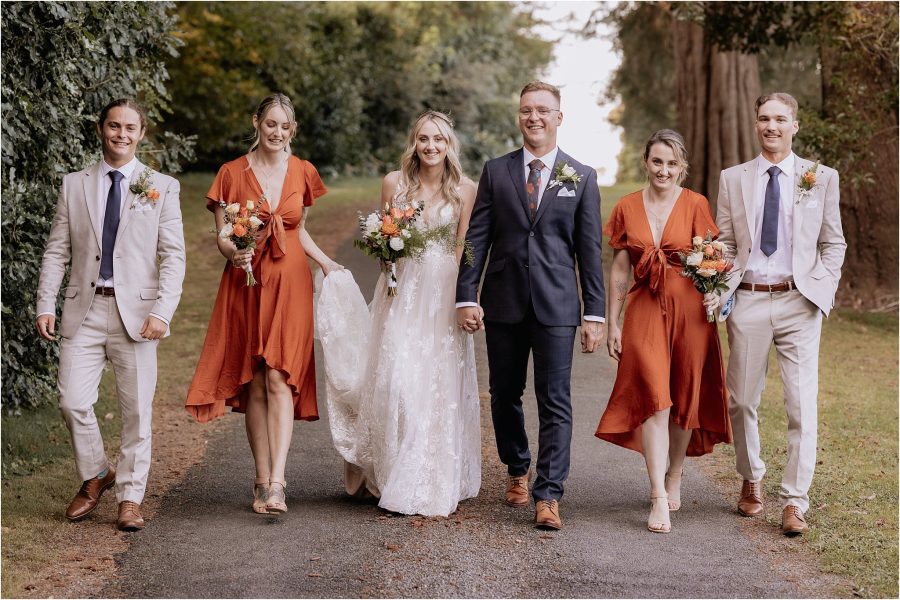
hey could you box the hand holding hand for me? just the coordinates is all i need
[36,314,56,341]
[580,319,605,354]
[456,306,484,334]
[140,316,168,340]
[606,323,622,361]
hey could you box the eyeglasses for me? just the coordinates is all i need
[519,107,560,118]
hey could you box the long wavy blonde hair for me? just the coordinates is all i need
[396,110,463,212]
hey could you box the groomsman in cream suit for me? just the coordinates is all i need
[715,92,845,536]
[35,98,185,531]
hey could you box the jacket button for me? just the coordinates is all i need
[96,255,100,261]
[529,232,535,237]
[90,282,96,287]
[524,263,529,269]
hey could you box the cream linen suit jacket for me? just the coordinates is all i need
[36,160,185,340]
[716,155,846,318]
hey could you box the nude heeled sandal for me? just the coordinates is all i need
[252,478,270,514]
[648,494,671,534]
[266,480,288,513]
[665,470,684,512]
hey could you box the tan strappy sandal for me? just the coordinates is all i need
[266,481,287,514]
[252,479,270,514]
[648,494,671,534]
[665,470,683,512]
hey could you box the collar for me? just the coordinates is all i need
[100,157,139,180]
[523,146,559,171]
[756,151,795,179]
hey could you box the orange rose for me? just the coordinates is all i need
[700,260,719,271]
[239,208,248,218]
[703,245,716,256]
[405,207,415,218]
[802,172,816,186]
[146,189,160,201]
[714,261,727,272]
[232,223,247,237]
[382,222,399,236]
[390,207,403,220]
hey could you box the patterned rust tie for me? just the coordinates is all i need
[527,159,545,221]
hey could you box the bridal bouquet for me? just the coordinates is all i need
[678,231,734,322]
[353,202,427,296]
[219,198,264,286]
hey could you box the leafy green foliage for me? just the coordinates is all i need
[1,1,195,409]
[164,2,552,176]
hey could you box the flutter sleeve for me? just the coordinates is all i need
[206,164,232,212]
[303,161,328,207]
[692,192,720,239]
[603,200,628,250]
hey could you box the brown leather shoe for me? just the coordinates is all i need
[117,501,145,531]
[534,499,562,530]
[737,479,764,517]
[65,466,116,521]
[782,505,808,536]
[505,472,530,507]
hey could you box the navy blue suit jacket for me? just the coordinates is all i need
[456,148,605,326]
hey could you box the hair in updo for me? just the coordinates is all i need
[642,129,689,185]
[249,93,297,153]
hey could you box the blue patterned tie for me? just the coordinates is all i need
[527,159,544,221]
[100,170,124,280]
[760,166,781,257]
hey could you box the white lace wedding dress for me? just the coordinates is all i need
[317,199,481,517]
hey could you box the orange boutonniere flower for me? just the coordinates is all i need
[797,161,821,202]
[129,167,160,209]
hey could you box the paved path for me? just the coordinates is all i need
[107,239,799,598]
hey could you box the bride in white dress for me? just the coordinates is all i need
[318,111,481,516]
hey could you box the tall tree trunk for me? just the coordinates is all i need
[671,19,760,211]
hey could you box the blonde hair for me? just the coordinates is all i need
[396,110,463,212]
[642,129,689,185]
[520,81,561,104]
[249,93,297,153]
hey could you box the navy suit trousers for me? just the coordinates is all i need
[484,304,576,501]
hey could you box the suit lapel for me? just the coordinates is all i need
[740,159,757,244]
[116,160,144,238]
[82,162,103,247]
[505,149,531,221]
[792,155,806,245]
[533,152,568,227]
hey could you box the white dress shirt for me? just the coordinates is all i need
[743,153,795,285]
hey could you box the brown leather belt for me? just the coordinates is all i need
[95,286,116,296]
[738,280,795,293]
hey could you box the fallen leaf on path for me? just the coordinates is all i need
[307,573,323,578]
[860,493,876,501]
[815,503,828,510]
[309,556,321,561]
[104,413,115,421]
[540,534,554,540]
[385,543,400,551]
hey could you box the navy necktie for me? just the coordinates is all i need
[100,170,124,280]
[760,166,781,257]
[527,159,545,221]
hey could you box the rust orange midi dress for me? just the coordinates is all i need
[595,189,732,456]
[185,155,327,423]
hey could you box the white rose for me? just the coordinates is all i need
[686,252,703,266]
[218,223,234,239]
[712,241,726,253]
[225,203,240,216]
[562,164,576,177]
[400,228,411,239]
[249,216,263,228]
[692,236,703,247]
[245,200,255,211]
[389,237,405,251]
[364,213,381,235]
[697,268,717,278]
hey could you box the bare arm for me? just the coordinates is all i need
[606,248,632,361]
[454,178,477,265]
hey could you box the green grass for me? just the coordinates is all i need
[714,311,898,598]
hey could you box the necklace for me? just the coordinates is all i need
[251,153,287,204]
[644,186,680,242]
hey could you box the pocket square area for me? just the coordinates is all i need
[558,188,577,197]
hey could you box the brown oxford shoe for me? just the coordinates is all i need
[782,505,809,536]
[65,466,116,521]
[117,501,145,531]
[535,499,562,530]
[737,479,764,517]
[505,472,530,507]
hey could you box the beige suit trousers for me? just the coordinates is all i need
[58,295,157,504]
[726,289,822,513]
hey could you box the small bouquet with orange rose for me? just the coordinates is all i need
[218,197,264,286]
[678,231,734,322]
[353,201,427,296]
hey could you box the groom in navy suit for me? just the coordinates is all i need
[456,81,606,530]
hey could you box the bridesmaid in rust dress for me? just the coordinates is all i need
[595,129,731,534]
[186,93,343,515]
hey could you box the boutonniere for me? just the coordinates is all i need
[129,167,160,209]
[796,161,820,203]
[547,162,582,190]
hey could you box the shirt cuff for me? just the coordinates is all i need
[455,302,479,309]
[149,313,170,326]
[37,312,54,319]
[583,315,605,323]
